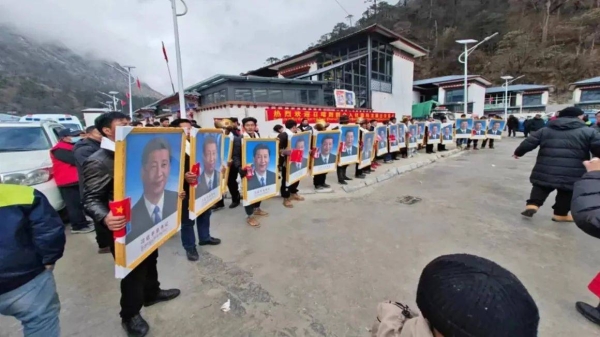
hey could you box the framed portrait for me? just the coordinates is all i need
[455,118,474,139]
[334,89,347,108]
[427,122,442,144]
[441,123,454,145]
[471,120,488,139]
[486,120,505,139]
[375,125,388,156]
[114,126,185,278]
[287,131,311,185]
[338,125,360,166]
[407,124,419,148]
[388,124,401,152]
[189,128,225,219]
[397,123,407,149]
[415,122,427,144]
[242,138,279,206]
[221,134,234,194]
[345,91,356,108]
[311,130,340,175]
[359,131,375,169]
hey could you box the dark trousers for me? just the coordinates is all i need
[180,210,211,250]
[437,143,446,151]
[94,221,112,249]
[481,139,494,148]
[244,201,261,216]
[336,165,348,182]
[508,128,516,137]
[355,163,363,176]
[426,144,435,153]
[313,173,327,187]
[279,166,299,198]
[110,246,160,320]
[467,139,478,148]
[527,184,573,216]
[58,185,87,230]
[227,167,240,203]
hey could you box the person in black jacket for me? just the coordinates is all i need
[507,115,519,137]
[514,107,600,222]
[571,157,600,326]
[529,114,546,133]
[82,112,180,337]
[278,119,303,208]
[73,125,108,253]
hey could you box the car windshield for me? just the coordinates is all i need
[61,123,82,130]
[0,127,52,152]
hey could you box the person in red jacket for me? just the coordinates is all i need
[50,129,94,234]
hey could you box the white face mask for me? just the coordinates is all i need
[70,137,81,143]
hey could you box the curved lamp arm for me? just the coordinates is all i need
[177,0,188,16]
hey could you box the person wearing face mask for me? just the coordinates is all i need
[50,129,94,234]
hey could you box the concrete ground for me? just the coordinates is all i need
[2,137,600,337]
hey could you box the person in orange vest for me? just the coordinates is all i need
[50,129,94,234]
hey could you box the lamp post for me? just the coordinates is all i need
[501,75,525,121]
[123,66,135,120]
[170,0,188,118]
[457,32,498,115]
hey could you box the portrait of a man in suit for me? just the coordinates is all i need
[247,143,276,191]
[442,127,453,140]
[488,121,503,135]
[362,136,373,160]
[408,126,417,143]
[378,130,387,149]
[314,134,336,166]
[340,129,358,157]
[389,128,399,146]
[429,125,440,140]
[290,137,308,175]
[456,120,472,134]
[195,135,220,198]
[417,125,425,140]
[473,122,485,135]
[129,137,179,243]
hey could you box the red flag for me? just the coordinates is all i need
[136,78,141,90]
[340,142,346,153]
[190,163,200,186]
[121,100,127,106]
[109,197,131,238]
[244,165,254,178]
[588,273,600,298]
[162,41,169,62]
[290,149,303,163]
[389,134,396,142]
[125,92,130,99]
[312,148,319,159]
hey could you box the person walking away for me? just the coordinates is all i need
[571,157,600,327]
[529,114,545,133]
[0,184,65,337]
[50,128,94,234]
[171,119,221,261]
[371,253,539,337]
[312,120,330,190]
[514,107,600,222]
[82,112,180,336]
[334,115,353,184]
[73,125,108,253]
[278,119,304,208]
[507,114,519,137]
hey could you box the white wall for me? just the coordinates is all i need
[192,106,281,136]
[516,93,523,107]
[412,90,420,104]
[573,88,581,104]
[391,55,415,118]
[372,91,396,113]
[468,83,486,115]
[541,91,549,105]
[437,87,446,104]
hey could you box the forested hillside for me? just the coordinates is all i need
[309,0,600,100]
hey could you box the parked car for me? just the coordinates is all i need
[0,120,66,211]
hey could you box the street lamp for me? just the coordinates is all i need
[122,65,135,119]
[170,0,188,118]
[457,32,498,115]
[108,91,119,111]
[501,75,525,121]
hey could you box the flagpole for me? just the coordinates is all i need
[170,0,188,118]
[123,65,135,119]
[163,42,176,94]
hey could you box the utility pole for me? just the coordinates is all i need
[346,14,354,26]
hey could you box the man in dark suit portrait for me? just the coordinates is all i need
[417,125,425,140]
[314,134,337,166]
[488,121,503,135]
[389,128,399,146]
[378,130,387,149]
[290,136,308,175]
[473,122,485,135]
[362,136,373,160]
[456,120,472,134]
[429,125,440,140]
[129,137,179,243]
[195,135,220,198]
[247,143,277,191]
[442,127,453,140]
[408,126,417,143]
[340,129,358,157]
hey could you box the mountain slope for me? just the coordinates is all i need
[0,25,163,115]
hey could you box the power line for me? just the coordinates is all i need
[332,0,350,15]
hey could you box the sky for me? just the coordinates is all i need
[0,0,370,95]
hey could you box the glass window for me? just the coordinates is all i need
[268,89,283,103]
[253,89,267,102]
[445,89,464,103]
[0,127,52,151]
[300,90,309,104]
[205,93,213,105]
[283,90,297,103]
[522,94,542,106]
[581,89,600,102]
[234,89,252,101]
[217,89,226,103]
[308,90,319,105]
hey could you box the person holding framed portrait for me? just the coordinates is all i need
[333,115,355,185]
[311,120,335,190]
[277,120,305,208]
[212,119,239,210]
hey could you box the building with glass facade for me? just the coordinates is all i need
[412,75,491,115]
[484,84,550,115]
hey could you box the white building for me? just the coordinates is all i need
[412,75,491,116]
[484,84,551,115]
[570,77,600,111]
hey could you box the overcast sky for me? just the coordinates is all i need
[0,0,371,95]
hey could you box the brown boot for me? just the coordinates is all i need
[291,193,304,201]
[246,216,260,227]
[283,198,294,208]
[521,205,539,218]
[253,208,269,217]
[552,214,574,223]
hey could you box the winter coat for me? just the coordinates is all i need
[572,171,600,239]
[73,138,101,197]
[507,116,519,129]
[371,301,432,337]
[514,117,600,190]
[528,117,546,132]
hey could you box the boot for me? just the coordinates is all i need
[290,193,304,201]
[576,302,600,326]
[283,198,293,208]
[552,214,574,223]
[521,205,539,218]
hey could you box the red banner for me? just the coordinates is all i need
[265,107,395,123]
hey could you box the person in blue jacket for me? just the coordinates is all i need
[0,184,66,337]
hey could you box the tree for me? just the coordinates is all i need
[265,57,280,65]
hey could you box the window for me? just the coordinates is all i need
[215,89,226,103]
[234,89,252,101]
[581,89,600,102]
[204,93,213,105]
[283,90,296,103]
[371,39,393,85]
[253,89,267,102]
[308,90,318,105]
[300,90,309,104]
[268,89,283,103]
[445,89,464,103]
[522,94,542,106]
[0,127,52,151]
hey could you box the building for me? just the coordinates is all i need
[245,24,427,115]
[570,77,600,111]
[484,84,550,116]
[412,75,491,115]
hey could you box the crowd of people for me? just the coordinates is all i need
[5,107,600,336]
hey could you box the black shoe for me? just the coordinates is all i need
[122,314,149,337]
[355,174,366,179]
[576,302,600,326]
[198,237,221,246]
[228,201,240,209]
[338,180,348,185]
[211,204,224,211]
[143,289,181,307]
[364,170,372,174]
[186,248,199,261]
[322,183,331,188]
[315,185,324,190]
[343,176,352,181]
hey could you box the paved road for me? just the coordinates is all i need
[2,137,600,336]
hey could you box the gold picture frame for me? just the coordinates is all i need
[241,138,280,206]
[189,128,225,218]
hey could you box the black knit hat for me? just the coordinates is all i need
[416,254,539,337]
[558,107,584,118]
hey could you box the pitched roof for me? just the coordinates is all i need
[413,75,491,87]
[486,84,550,94]
[572,76,600,86]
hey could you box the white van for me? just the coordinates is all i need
[20,114,84,131]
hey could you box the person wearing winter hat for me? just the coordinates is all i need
[371,254,539,337]
[514,106,600,222]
